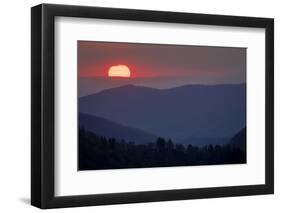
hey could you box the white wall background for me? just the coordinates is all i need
[0,0,279,212]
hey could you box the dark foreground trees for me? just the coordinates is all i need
[79,128,246,170]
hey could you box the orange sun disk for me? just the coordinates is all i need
[108,65,131,78]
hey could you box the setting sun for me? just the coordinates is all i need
[108,65,131,78]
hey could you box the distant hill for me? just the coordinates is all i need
[79,76,236,97]
[228,128,246,152]
[79,84,246,143]
[79,113,157,144]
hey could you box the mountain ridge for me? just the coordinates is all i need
[80,83,246,98]
[79,113,157,144]
[79,83,246,142]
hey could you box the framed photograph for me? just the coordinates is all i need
[31,4,274,209]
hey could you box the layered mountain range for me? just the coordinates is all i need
[79,84,246,146]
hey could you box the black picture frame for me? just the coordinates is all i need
[31,3,274,209]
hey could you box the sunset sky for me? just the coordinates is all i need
[78,41,246,96]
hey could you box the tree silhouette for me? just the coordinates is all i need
[79,128,246,170]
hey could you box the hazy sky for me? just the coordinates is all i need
[78,41,246,96]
